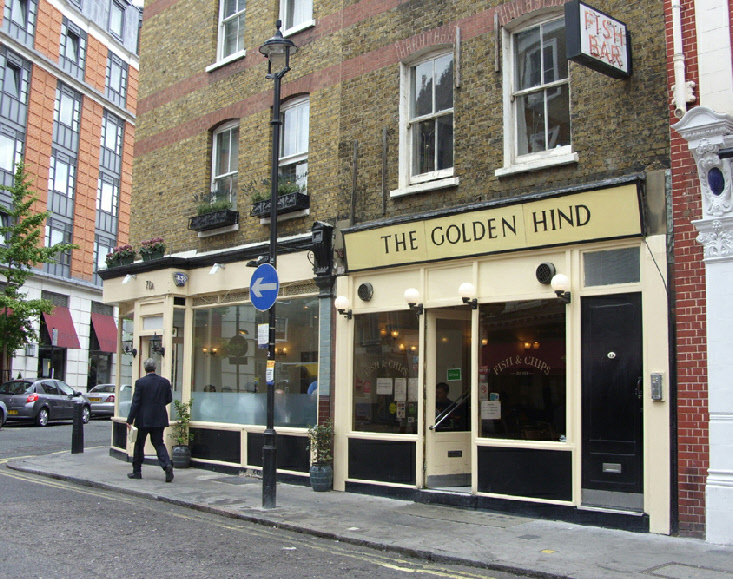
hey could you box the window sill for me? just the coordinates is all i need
[258,209,310,224]
[282,20,316,37]
[495,151,578,178]
[197,224,239,238]
[206,50,246,73]
[390,177,459,198]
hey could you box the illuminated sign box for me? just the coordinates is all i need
[565,0,632,79]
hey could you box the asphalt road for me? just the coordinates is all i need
[0,420,531,578]
[0,463,530,579]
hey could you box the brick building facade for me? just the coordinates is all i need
[105,0,682,535]
[0,0,139,392]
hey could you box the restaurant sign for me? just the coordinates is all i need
[565,0,631,79]
[343,184,641,272]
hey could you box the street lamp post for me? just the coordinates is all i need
[258,21,297,509]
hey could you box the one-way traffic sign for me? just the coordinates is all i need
[250,263,279,311]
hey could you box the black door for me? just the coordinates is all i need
[581,293,643,511]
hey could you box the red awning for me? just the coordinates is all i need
[42,307,80,349]
[91,313,118,353]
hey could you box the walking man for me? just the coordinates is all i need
[126,357,174,482]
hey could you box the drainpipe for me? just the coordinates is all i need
[672,0,691,118]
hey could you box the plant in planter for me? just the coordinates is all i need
[139,236,166,261]
[105,244,136,268]
[188,190,239,231]
[194,190,233,215]
[249,174,310,217]
[170,399,194,468]
[307,419,334,492]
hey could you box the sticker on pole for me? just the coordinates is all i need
[250,263,279,311]
[266,360,275,386]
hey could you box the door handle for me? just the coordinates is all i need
[635,377,642,400]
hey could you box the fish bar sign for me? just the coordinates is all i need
[565,0,631,79]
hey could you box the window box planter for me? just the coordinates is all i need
[188,209,239,232]
[250,192,309,218]
[141,249,165,261]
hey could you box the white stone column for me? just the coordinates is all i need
[675,106,733,544]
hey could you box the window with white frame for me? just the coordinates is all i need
[218,0,245,61]
[212,122,239,205]
[48,152,75,198]
[280,0,313,35]
[498,15,573,175]
[105,51,128,108]
[279,97,309,194]
[96,173,119,216]
[395,51,455,195]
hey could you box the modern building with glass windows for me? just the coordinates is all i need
[0,0,139,390]
[101,0,698,539]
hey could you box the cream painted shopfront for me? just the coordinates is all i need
[334,179,672,533]
[102,235,331,479]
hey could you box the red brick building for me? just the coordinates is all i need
[0,0,139,391]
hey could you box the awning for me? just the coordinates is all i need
[42,307,80,349]
[91,313,118,353]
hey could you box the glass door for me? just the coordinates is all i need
[425,307,472,490]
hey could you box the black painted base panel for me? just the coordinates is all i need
[344,480,650,533]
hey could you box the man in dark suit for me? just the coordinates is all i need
[126,358,174,482]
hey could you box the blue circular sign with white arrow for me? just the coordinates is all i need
[250,263,279,311]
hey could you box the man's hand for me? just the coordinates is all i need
[126,422,132,431]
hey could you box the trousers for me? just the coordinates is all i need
[131,426,172,472]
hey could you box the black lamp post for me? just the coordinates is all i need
[258,21,297,510]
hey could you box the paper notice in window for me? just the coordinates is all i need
[376,377,393,395]
[481,400,501,420]
[408,378,418,401]
[394,378,407,401]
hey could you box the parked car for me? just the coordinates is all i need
[0,400,6,427]
[82,383,116,417]
[0,379,91,426]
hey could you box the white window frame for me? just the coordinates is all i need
[279,0,315,37]
[211,0,246,69]
[392,48,458,198]
[109,1,124,39]
[496,13,577,178]
[279,96,309,195]
[211,120,239,205]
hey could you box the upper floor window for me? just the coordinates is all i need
[53,84,82,153]
[96,173,119,216]
[497,15,575,176]
[105,51,128,108]
[60,18,87,80]
[218,0,245,61]
[100,111,123,173]
[0,127,23,176]
[279,97,309,194]
[211,122,238,205]
[0,48,30,124]
[394,51,455,196]
[109,1,124,39]
[3,0,37,47]
[280,0,313,35]
[48,152,76,198]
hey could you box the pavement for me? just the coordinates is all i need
[7,447,733,579]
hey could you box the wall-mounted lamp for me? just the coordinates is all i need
[122,341,137,358]
[458,282,477,309]
[202,347,218,356]
[523,341,541,350]
[334,295,352,319]
[150,333,165,356]
[275,346,288,357]
[551,273,571,304]
[246,255,268,268]
[122,274,136,284]
[403,288,424,316]
[209,263,225,275]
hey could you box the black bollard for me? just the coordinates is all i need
[71,402,84,454]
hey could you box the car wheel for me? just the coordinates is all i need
[81,405,91,424]
[35,407,49,427]
[0,410,4,427]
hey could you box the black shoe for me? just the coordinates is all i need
[127,472,142,479]
[165,466,174,483]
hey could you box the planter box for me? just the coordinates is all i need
[106,254,135,268]
[188,209,239,231]
[250,192,310,218]
[141,249,165,261]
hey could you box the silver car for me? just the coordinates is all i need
[82,383,116,417]
[0,379,91,426]
[0,400,6,427]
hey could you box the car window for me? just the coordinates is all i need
[0,381,33,394]
[57,382,74,395]
[41,382,59,395]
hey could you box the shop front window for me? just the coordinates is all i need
[479,300,566,441]
[352,311,419,434]
[191,296,318,428]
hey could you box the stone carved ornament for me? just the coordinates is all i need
[696,219,733,259]
[694,139,733,218]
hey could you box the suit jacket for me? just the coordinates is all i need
[126,372,172,428]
